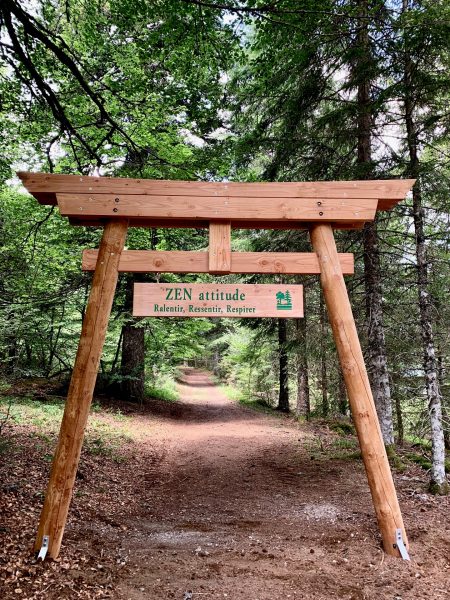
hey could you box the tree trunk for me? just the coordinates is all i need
[356,0,394,446]
[338,371,348,416]
[120,275,145,403]
[402,29,448,491]
[319,291,329,417]
[438,352,449,450]
[35,219,128,559]
[121,323,145,402]
[363,221,395,446]
[410,184,447,493]
[277,318,290,412]
[393,380,404,446]
[295,315,310,418]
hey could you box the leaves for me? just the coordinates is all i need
[0,0,240,174]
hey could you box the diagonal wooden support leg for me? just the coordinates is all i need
[35,219,128,559]
[310,223,408,557]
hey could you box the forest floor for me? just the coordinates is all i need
[1,368,449,600]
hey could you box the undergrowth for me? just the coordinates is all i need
[0,393,136,462]
[219,382,287,417]
[145,375,179,402]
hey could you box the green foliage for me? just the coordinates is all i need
[0,188,98,377]
[0,392,136,462]
[0,0,235,386]
[328,421,356,437]
[407,452,433,471]
[146,318,214,369]
[0,0,240,175]
[145,376,179,403]
[406,452,450,473]
[213,325,279,406]
[225,0,450,457]
[219,384,246,403]
[0,1,449,481]
[0,395,64,433]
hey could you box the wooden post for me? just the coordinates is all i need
[35,219,128,559]
[209,221,231,273]
[310,223,407,557]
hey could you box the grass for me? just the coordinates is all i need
[0,393,137,463]
[405,435,432,450]
[324,437,361,461]
[145,376,179,402]
[332,437,358,450]
[402,435,450,472]
[328,420,355,436]
[333,450,362,460]
[219,382,287,416]
[220,384,246,403]
[238,395,281,416]
[406,452,432,470]
[0,394,65,434]
[406,451,450,473]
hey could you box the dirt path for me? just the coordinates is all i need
[110,369,448,600]
[1,368,449,599]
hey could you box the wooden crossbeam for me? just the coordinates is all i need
[55,193,378,224]
[18,172,415,211]
[82,249,355,275]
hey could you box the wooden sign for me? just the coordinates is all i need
[133,283,303,318]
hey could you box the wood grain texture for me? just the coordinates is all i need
[310,223,407,557]
[17,171,415,211]
[82,249,355,275]
[133,283,303,318]
[55,193,378,223]
[209,222,231,273]
[35,220,128,559]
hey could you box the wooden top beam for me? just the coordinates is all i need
[55,193,378,224]
[17,172,415,229]
[18,172,414,207]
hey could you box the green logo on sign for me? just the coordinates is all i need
[276,290,292,310]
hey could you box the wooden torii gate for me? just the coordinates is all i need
[19,172,415,560]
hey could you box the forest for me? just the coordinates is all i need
[0,1,449,597]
